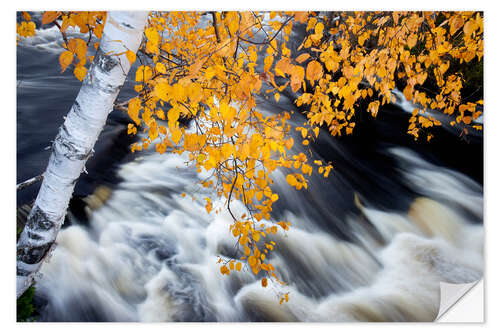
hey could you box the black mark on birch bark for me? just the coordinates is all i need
[95,51,119,73]
[26,205,54,231]
[54,124,91,161]
[121,22,134,29]
[72,100,82,115]
[83,50,122,94]
[17,242,53,266]
[17,205,55,265]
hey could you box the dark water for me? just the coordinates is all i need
[17,21,483,322]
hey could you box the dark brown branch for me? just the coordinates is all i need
[17,173,44,191]
[211,12,221,43]
[226,166,239,222]
[52,20,69,47]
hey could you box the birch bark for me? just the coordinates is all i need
[16,11,149,298]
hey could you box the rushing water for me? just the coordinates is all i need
[17,16,483,322]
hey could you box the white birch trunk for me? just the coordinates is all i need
[16,11,149,298]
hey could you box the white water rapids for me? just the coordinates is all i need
[34,144,483,322]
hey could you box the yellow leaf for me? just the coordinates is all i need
[343,65,354,79]
[407,34,418,48]
[17,21,36,37]
[236,262,242,271]
[220,102,236,123]
[127,123,137,135]
[148,121,158,141]
[126,50,136,65]
[275,57,292,77]
[73,66,87,81]
[42,11,60,25]
[306,60,323,84]
[323,165,333,177]
[136,65,153,82]
[450,15,464,35]
[264,55,274,72]
[205,67,218,82]
[226,12,239,35]
[256,191,263,201]
[294,12,309,24]
[261,277,268,287]
[154,82,169,101]
[171,127,182,144]
[128,97,141,125]
[463,20,474,36]
[286,174,297,187]
[314,22,324,36]
[403,85,413,101]
[274,93,280,103]
[189,58,204,76]
[22,12,31,21]
[239,11,255,36]
[216,38,237,58]
[69,39,88,63]
[70,38,88,65]
[205,197,212,214]
[307,17,317,31]
[248,256,257,267]
[290,65,305,92]
[220,265,230,275]
[368,101,380,117]
[59,51,74,73]
[145,27,160,54]
[156,62,167,74]
[284,137,294,150]
[156,109,165,120]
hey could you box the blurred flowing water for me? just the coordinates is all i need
[17,16,483,322]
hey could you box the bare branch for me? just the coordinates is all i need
[17,173,44,191]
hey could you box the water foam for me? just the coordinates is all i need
[35,146,483,322]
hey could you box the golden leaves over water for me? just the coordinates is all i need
[21,10,483,302]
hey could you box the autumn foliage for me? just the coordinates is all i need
[17,11,483,303]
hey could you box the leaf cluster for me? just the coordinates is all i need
[17,11,483,304]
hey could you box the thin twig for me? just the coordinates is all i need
[211,12,221,43]
[17,173,44,191]
[52,20,69,46]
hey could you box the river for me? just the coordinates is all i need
[16,14,483,322]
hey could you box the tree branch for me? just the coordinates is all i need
[17,173,44,191]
